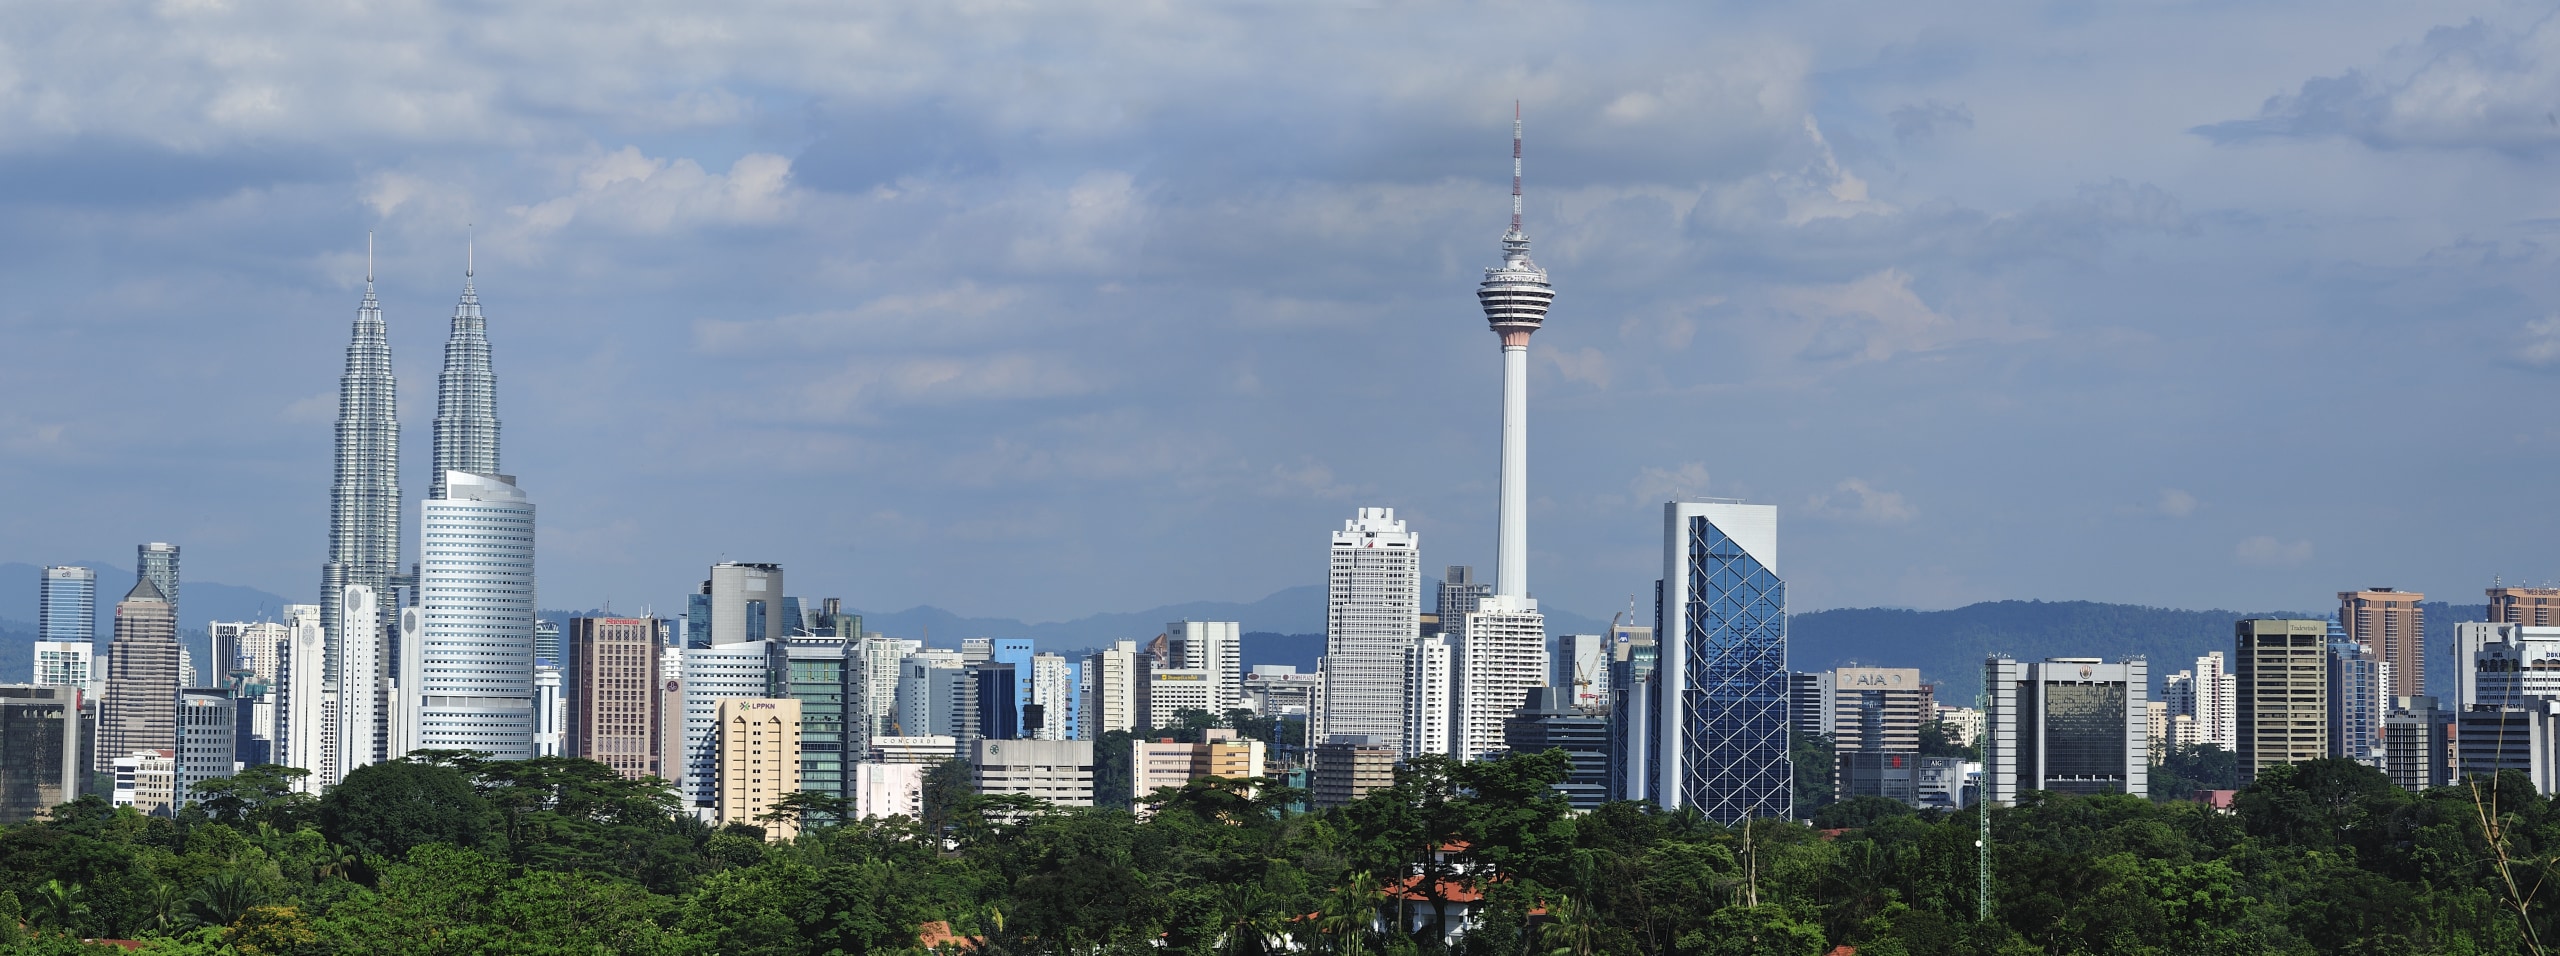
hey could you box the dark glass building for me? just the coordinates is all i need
[1504,686,1608,809]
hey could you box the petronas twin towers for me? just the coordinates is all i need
[319,238,511,767]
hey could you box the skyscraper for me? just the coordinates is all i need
[715,698,803,839]
[768,635,858,810]
[2339,588,2424,697]
[177,688,235,807]
[2235,619,2329,785]
[681,643,772,811]
[1080,641,1147,739]
[569,617,665,781]
[323,240,402,709]
[38,566,95,647]
[137,543,180,624]
[337,585,384,777]
[2160,651,2239,752]
[1402,634,1452,759]
[276,604,329,791]
[430,245,499,501]
[2329,635,2388,769]
[1652,500,1791,822]
[33,642,91,688]
[2486,585,2560,627]
[0,685,84,823]
[703,563,785,646]
[1318,508,1421,749]
[98,578,180,773]
[1164,621,1241,714]
[408,471,538,760]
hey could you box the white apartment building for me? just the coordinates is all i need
[277,604,330,791]
[1028,651,1076,740]
[1164,620,1242,713]
[1320,508,1421,749]
[854,761,927,819]
[338,584,383,776]
[1082,640,1146,738]
[1402,635,1452,758]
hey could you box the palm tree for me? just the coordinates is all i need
[1318,874,1382,956]
[1215,885,1284,956]
[143,883,183,934]
[187,871,268,930]
[1536,894,1601,956]
[29,880,89,937]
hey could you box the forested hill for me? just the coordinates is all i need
[1791,600,2322,701]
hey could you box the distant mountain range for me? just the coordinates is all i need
[0,560,2488,703]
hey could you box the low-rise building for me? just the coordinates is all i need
[1130,729,1268,808]
[0,685,83,823]
[113,750,178,816]
[973,738,1094,807]
[1310,735,1398,808]
[854,761,927,820]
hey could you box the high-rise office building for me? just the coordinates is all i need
[1242,665,1319,719]
[2235,619,2330,785]
[32,642,92,688]
[2339,588,2424,697]
[408,471,537,761]
[896,649,966,738]
[769,636,858,809]
[137,543,180,625]
[1827,667,1932,755]
[2329,637,2389,768]
[1163,621,1241,714]
[681,643,771,811]
[1081,641,1148,738]
[532,665,564,757]
[2453,703,2560,792]
[1607,626,1659,801]
[971,738,1095,808]
[1504,686,1608,809]
[568,617,664,781]
[1026,652,1077,741]
[2487,585,2560,627]
[323,244,403,722]
[98,578,179,773]
[1982,656,2149,804]
[1402,635,1452,759]
[2456,622,2560,712]
[429,247,499,501]
[532,621,561,666]
[702,563,785,646]
[1436,567,1491,639]
[856,637,921,741]
[2385,695,2454,791]
[38,566,95,647]
[1320,508,1421,750]
[276,604,329,791]
[715,698,802,840]
[0,685,84,823]
[337,585,384,775]
[1455,611,1548,763]
[1648,501,1791,823]
[1788,671,1837,740]
[1146,667,1212,729]
[177,689,235,806]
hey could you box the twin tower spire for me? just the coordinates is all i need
[323,233,502,635]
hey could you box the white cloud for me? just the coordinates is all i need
[2199,14,2560,153]
[1541,346,1611,388]
[510,147,800,236]
[1631,462,1712,504]
[2235,536,2315,568]
[1805,479,1916,525]
[2155,489,2199,518]
[694,283,1023,354]
[2519,315,2560,367]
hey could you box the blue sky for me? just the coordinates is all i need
[3,1,2557,623]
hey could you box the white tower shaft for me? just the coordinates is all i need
[1496,342,1529,598]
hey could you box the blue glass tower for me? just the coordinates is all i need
[39,566,96,646]
[1656,501,1791,824]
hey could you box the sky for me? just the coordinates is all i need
[3,0,2558,624]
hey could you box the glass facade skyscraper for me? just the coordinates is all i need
[769,636,858,815]
[1653,501,1791,824]
[38,566,95,647]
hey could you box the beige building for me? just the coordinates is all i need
[2339,588,2424,697]
[1081,640,1149,738]
[112,749,178,816]
[99,579,180,773]
[2488,586,2560,627]
[569,617,663,781]
[715,698,802,840]
[2236,619,2330,785]
[1130,728,1268,807]
[1830,667,1933,753]
[1310,736,1398,808]
[972,738,1095,807]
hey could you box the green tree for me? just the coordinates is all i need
[1790,732,1835,816]
[319,758,490,860]
[1675,903,1826,956]
[28,879,90,938]
[190,765,316,829]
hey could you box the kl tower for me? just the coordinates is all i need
[1453,104,1556,761]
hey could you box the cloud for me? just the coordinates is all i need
[694,283,1024,354]
[1630,462,1712,504]
[2196,15,2560,153]
[1804,479,1916,525]
[1889,100,1974,144]
[510,147,801,236]
[2155,489,2198,518]
[2235,536,2315,568]
[2518,315,2560,367]
[1541,346,1611,388]
[280,392,334,424]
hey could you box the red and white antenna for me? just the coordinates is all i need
[1511,101,1523,234]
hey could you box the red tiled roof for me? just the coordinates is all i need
[1385,872,1484,903]
[918,921,980,950]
